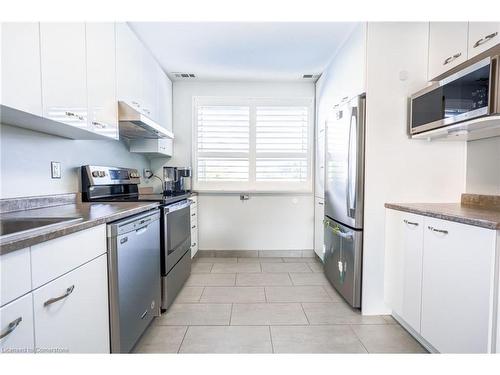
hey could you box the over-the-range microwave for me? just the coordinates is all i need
[409,55,500,136]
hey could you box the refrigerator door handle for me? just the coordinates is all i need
[346,106,358,219]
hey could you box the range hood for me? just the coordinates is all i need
[118,101,174,140]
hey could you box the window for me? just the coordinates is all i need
[193,97,313,192]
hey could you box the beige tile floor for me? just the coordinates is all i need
[133,254,427,354]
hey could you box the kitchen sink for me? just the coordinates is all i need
[0,217,83,239]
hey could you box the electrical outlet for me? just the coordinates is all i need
[51,161,61,179]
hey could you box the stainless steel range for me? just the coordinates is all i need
[81,166,192,320]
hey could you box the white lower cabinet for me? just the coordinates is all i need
[32,254,109,353]
[189,196,199,258]
[384,210,424,333]
[313,197,325,260]
[385,209,498,353]
[420,217,497,353]
[0,294,35,353]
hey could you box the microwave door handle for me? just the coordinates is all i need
[346,106,357,219]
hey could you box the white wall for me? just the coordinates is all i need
[363,23,466,314]
[466,137,500,195]
[0,124,152,199]
[317,23,467,315]
[164,81,315,251]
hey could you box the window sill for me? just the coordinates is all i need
[193,190,313,196]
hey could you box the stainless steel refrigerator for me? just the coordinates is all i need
[324,94,365,309]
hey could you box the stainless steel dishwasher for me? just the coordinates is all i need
[107,209,161,353]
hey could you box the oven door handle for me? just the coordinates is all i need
[164,201,192,213]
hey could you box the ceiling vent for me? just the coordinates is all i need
[172,72,196,79]
[302,74,320,80]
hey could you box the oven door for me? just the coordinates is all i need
[162,200,191,274]
[410,56,497,135]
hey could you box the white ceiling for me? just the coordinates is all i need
[129,22,358,81]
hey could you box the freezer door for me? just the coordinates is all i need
[323,217,362,308]
[325,95,365,229]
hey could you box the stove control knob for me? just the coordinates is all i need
[92,171,99,177]
[98,171,105,177]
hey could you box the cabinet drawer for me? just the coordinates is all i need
[0,293,35,353]
[31,225,106,288]
[33,254,109,353]
[1,247,31,306]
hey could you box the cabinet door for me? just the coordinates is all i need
[314,126,326,199]
[40,23,88,130]
[428,22,468,80]
[141,50,158,121]
[384,209,424,333]
[1,23,43,115]
[157,67,173,131]
[468,22,500,58]
[314,198,325,260]
[421,218,496,353]
[33,254,109,353]
[1,247,31,306]
[115,23,142,108]
[86,23,118,139]
[0,294,35,353]
[190,198,199,258]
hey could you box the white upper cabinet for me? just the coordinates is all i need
[141,49,159,121]
[157,65,173,131]
[85,23,119,139]
[468,22,500,58]
[40,23,88,131]
[428,22,468,80]
[1,23,43,115]
[116,23,143,109]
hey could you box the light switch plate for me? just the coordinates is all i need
[51,161,61,179]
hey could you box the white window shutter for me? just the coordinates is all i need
[196,105,250,183]
[256,106,309,182]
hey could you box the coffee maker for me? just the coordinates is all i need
[163,167,192,196]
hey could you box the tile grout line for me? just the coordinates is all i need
[348,324,370,353]
[268,325,275,353]
[198,287,205,302]
[299,302,311,325]
[177,326,189,354]
[229,303,234,326]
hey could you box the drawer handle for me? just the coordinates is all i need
[140,310,148,320]
[0,317,22,340]
[191,213,196,216]
[192,242,197,247]
[192,225,196,229]
[473,32,498,48]
[44,285,75,307]
[403,219,419,226]
[318,202,324,205]
[443,52,462,65]
[428,226,448,235]
[65,111,85,121]
[92,121,107,129]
